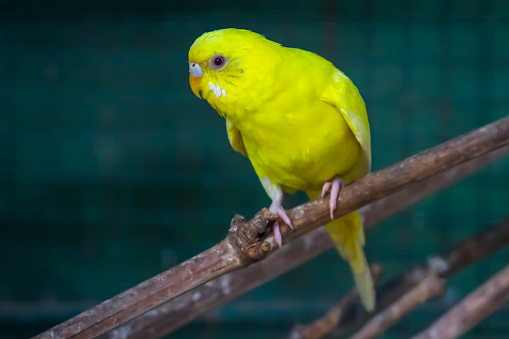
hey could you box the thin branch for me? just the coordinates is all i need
[100,145,509,339]
[36,116,509,339]
[294,215,509,339]
[331,215,509,337]
[350,275,447,339]
[413,263,509,339]
[289,265,385,339]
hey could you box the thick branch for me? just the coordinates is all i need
[99,131,509,339]
[413,263,509,339]
[36,116,509,339]
[290,265,385,339]
[350,275,447,339]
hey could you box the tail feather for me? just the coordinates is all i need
[353,257,375,311]
[307,190,375,311]
[325,211,375,311]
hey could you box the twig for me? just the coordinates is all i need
[350,275,447,339]
[331,215,509,337]
[298,213,509,339]
[100,145,509,339]
[36,116,509,339]
[413,263,509,339]
[289,265,385,339]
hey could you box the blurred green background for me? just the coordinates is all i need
[1,0,509,338]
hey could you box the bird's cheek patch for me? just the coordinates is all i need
[209,81,227,99]
[209,82,225,98]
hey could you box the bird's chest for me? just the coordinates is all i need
[234,101,360,190]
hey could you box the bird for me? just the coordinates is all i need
[188,28,374,311]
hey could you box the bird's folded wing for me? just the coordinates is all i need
[322,70,372,171]
[226,118,248,156]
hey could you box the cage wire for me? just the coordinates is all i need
[1,1,509,338]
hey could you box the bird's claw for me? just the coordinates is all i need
[269,200,293,248]
[273,221,283,248]
[321,176,345,220]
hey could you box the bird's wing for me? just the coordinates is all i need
[226,118,248,156]
[322,70,371,171]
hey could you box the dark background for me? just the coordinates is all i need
[1,0,509,338]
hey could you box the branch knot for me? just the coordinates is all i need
[227,208,277,263]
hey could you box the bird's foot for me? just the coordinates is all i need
[269,200,293,248]
[321,176,345,219]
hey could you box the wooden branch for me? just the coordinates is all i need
[330,215,509,337]
[36,116,509,339]
[360,143,509,227]
[98,144,509,339]
[350,275,447,339]
[289,265,385,339]
[413,264,509,339]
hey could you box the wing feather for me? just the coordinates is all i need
[322,70,371,171]
[226,118,248,156]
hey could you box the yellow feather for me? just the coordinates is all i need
[226,118,247,156]
[189,28,375,311]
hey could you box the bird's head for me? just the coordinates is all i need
[188,29,281,114]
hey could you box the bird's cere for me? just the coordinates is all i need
[209,81,227,98]
[189,62,204,77]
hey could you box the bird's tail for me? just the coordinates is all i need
[307,191,375,311]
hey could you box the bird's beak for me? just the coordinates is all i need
[189,62,204,99]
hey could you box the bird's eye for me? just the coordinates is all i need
[209,54,227,70]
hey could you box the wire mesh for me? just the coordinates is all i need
[0,1,508,338]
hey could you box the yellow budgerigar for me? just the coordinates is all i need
[188,29,375,311]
